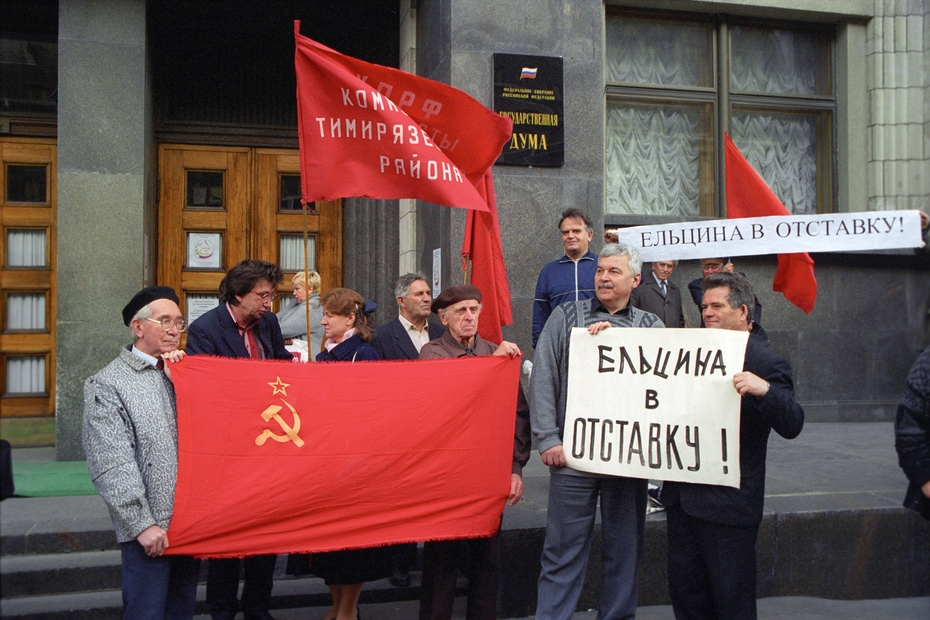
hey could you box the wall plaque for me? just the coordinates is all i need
[493,53,564,167]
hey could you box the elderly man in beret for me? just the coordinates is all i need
[83,286,200,620]
[417,284,531,620]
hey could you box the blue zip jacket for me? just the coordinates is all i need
[532,250,597,347]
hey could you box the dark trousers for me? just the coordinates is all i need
[120,541,200,620]
[418,534,499,620]
[206,555,276,619]
[391,541,418,573]
[666,503,760,620]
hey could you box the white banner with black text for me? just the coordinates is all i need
[564,327,749,488]
[611,210,923,262]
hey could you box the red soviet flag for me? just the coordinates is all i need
[724,133,817,313]
[463,169,513,344]
[294,21,512,212]
[165,354,520,558]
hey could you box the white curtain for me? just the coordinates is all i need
[280,235,316,271]
[606,104,703,216]
[606,17,712,87]
[6,229,46,267]
[730,26,821,96]
[6,357,45,395]
[730,112,818,214]
[6,293,45,330]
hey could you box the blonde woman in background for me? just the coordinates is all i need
[276,270,324,358]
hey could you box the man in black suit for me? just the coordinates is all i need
[630,259,685,327]
[372,273,444,362]
[370,273,444,586]
[186,259,292,620]
[662,272,804,620]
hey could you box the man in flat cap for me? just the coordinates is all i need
[83,286,200,620]
[186,259,292,620]
[417,284,531,620]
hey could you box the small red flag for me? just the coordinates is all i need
[463,169,513,344]
[165,355,519,558]
[724,133,817,313]
[294,22,512,212]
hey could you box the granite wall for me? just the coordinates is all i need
[55,0,152,460]
[414,0,608,345]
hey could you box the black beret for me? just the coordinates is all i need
[431,284,482,314]
[122,286,180,326]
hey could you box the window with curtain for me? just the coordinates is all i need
[605,13,834,217]
[279,235,316,272]
[6,229,47,267]
[5,356,46,395]
[6,293,46,331]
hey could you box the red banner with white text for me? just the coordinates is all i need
[165,354,519,558]
[294,21,513,212]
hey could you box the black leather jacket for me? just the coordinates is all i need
[895,347,930,519]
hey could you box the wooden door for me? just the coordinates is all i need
[253,149,342,301]
[157,144,342,330]
[0,138,57,425]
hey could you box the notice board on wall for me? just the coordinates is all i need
[493,53,564,167]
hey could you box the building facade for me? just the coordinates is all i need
[0,0,927,458]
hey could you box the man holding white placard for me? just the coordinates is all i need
[662,272,804,620]
[530,243,662,620]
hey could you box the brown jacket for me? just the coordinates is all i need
[420,330,532,475]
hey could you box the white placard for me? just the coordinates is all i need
[186,296,219,325]
[564,327,749,488]
[187,233,222,270]
[432,247,442,297]
[612,210,924,262]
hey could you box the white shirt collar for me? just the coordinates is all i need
[131,346,160,368]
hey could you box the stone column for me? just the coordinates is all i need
[55,0,152,460]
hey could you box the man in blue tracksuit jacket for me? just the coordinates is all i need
[532,208,597,348]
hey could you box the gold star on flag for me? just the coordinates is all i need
[269,377,290,396]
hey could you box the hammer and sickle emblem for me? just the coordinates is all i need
[255,400,305,447]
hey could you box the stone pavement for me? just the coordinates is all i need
[231,596,930,620]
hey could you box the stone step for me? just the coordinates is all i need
[1,549,123,597]
[0,495,116,557]
[2,508,928,618]
[0,575,437,620]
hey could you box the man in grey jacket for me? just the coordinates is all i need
[530,244,663,620]
[83,286,199,620]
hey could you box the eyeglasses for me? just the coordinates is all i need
[145,317,187,332]
[252,290,274,302]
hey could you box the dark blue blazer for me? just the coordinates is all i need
[370,318,444,361]
[315,334,379,362]
[186,303,292,360]
[662,337,804,527]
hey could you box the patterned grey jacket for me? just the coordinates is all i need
[83,345,179,543]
